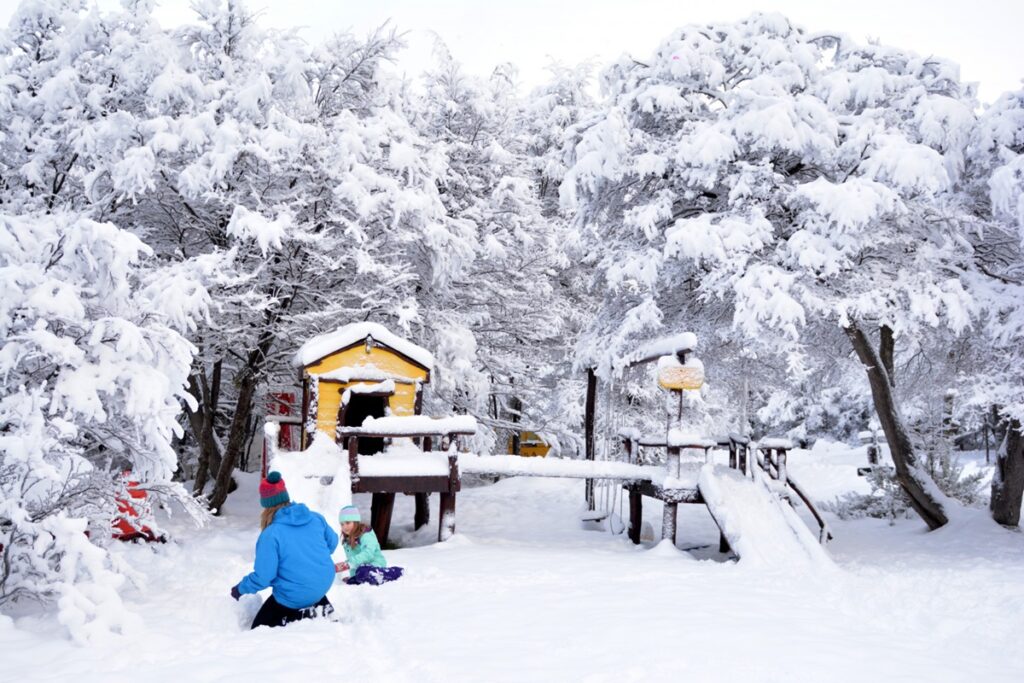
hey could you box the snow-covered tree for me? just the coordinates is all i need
[410,48,578,452]
[965,86,1024,525]
[562,14,984,528]
[0,209,208,639]
[0,2,214,635]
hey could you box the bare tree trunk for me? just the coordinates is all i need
[186,360,222,496]
[207,345,268,513]
[879,324,896,387]
[991,419,1024,527]
[206,281,297,512]
[845,322,949,529]
[509,394,522,456]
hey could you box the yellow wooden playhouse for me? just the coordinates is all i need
[295,322,433,449]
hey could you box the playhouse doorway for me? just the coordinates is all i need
[343,394,388,454]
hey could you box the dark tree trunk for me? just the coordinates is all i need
[207,363,259,513]
[509,394,522,456]
[879,324,895,387]
[207,333,275,514]
[845,322,949,529]
[186,360,222,496]
[206,284,296,512]
[991,419,1024,527]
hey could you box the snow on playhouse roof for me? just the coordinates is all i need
[295,322,435,370]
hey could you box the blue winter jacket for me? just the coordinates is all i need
[238,504,338,609]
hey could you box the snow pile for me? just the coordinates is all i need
[617,331,698,367]
[360,444,452,477]
[269,430,351,523]
[758,437,795,450]
[458,453,678,484]
[3,448,1024,682]
[341,380,396,405]
[667,429,717,449]
[317,366,391,382]
[295,322,434,369]
[356,415,477,435]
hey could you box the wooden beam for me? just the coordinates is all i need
[352,475,454,494]
[628,480,702,504]
[336,428,476,438]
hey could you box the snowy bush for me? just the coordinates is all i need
[923,449,988,508]
[827,448,987,523]
[825,466,912,523]
[0,212,209,640]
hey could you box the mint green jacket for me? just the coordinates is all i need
[342,529,387,577]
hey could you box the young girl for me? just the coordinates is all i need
[231,472,339,628]
[335,505,403,585]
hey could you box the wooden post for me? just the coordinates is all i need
[348,437,359,481]
[666,445,680,479]
[414,494,430,529]
[763,449,775,478]
[584,367,597,509]
[662,502,677,545]
[438,453,459,542]
[438,493,455,542]
[728,440,738,470]
[414,435,432,530]
[372,493,395,547]
[448,452,460,492]
[776,449,788,483]
[628,488,643,544]
[662,445,681,545]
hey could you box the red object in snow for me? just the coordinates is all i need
[262,390,298,477]
[112,477,162,543]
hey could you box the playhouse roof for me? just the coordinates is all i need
[294,322,435,371]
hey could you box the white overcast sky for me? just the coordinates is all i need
[1,0,1021,103]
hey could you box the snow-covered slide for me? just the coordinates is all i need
[697,464,834,569]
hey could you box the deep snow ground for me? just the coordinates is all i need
[4,446,1024,683]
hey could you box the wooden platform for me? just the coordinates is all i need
[339,428,470,545]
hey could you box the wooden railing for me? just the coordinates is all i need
[755,442,832,544]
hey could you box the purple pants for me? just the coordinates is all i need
[345,565,404,585]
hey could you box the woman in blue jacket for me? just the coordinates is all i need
[231,472,338,629]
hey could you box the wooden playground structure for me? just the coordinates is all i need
[268,323,832,560]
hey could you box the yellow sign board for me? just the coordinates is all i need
[658,365,704,391]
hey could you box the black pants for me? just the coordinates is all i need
[250,594,334,630]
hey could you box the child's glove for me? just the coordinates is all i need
[334,562,349,573]
[230,584,241,601]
